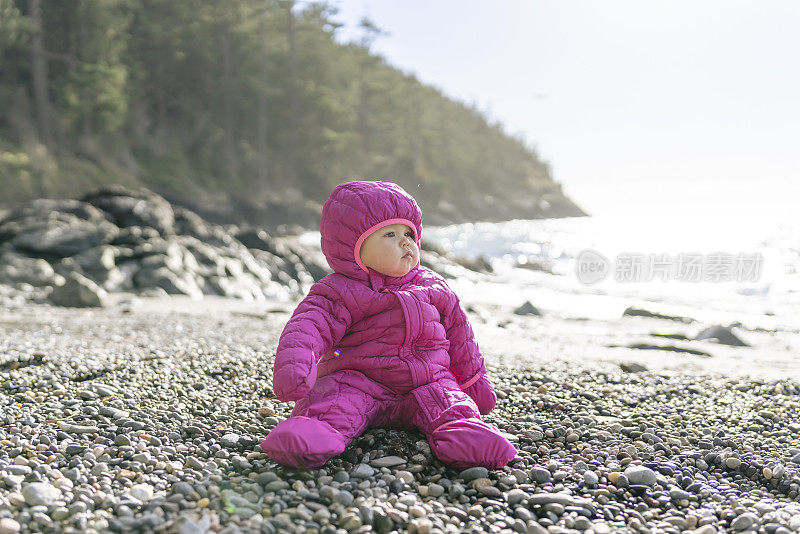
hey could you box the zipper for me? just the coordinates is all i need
[381,287,430,385]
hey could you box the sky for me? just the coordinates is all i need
[331,1,800,222]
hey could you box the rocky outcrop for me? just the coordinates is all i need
[0,186,472,307]
[49,272,107,307]
[0,187,325,306]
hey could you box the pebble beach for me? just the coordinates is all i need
[2,290,800,534]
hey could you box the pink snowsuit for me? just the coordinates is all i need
[260,181,517,469]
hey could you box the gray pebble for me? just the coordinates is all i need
[428,483,445,497]
[186,457,205,470]
[333,471,350,483]
[669,488,692,500]
[725,457,742,469]
[334,491,354,507]
[514,506,535,522]
[59,423,99,434]
[264,480,289,492]
[99,406,129,420]
[22,482,62,506]
[0,518,21,534]
[352,463,374,478]
[370,455,407,468]
[731,513,758,531]
[3,465,32,476]
[573,516,592,530]
[624,466,656,486]
[459,466,488,482]
[529,467,551,484]
[506,488,527,506]
[528,493,575,506]
[221,433,240,448]
[172,481,194,495]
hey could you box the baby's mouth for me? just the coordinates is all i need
[402,251,413,259]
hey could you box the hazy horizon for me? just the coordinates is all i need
[333,1,799,223]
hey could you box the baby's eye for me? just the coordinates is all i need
[384,231,395,237]
[405,231,414,238]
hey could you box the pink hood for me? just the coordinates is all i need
[320,181,423,290]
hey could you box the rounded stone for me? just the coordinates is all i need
[725,457,742,469]
[506,488,527,506]
[371,455,407,468]
[478,485,502,498]
[0,518,21,534]
[731,513,758,531]
[220,433,240,448]
[352,463,375,478]
[428,483,445,497]
[22,482,62,506]
[395,471,414,483]
[459,466,489,482]
[264,480,289,492]
[129,483,154,502]
[529,467,551,484]
[624,465,656,486]
[334,491,354,507]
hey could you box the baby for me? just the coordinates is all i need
[260,181,517,469]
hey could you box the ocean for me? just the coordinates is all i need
[424,210,800,333]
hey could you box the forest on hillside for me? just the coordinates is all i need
[0,0,584,227]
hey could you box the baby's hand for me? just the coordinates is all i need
[462,375,497,415]
[273,351,318,402]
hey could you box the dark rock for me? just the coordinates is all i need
[649,332,691,340]
[0,251,62,287]
[372,509,394,533]
[514,301,541,316]
[0,198,110,226]
[71,245,116,274]
[10,214,119,257]
[173,206,213,241]
[388,479,404,494]
[272,238,330,283]
[625,343,712,357]
[83,186,175,236]
[133,266,202,299]
[236,228,275,253]
[111,226,160,248]
[49,272,107,307]
[1,187,311,302]
[695,325,749,347]
[619,362,648,373]
[623,306,695,323]
[171,482,194,496]
[459,466,489,482]
[529,467,552,484]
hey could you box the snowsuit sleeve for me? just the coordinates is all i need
[273,279,352,402]
[442,287,497,415]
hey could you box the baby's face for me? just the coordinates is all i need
[359,224,419,277]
